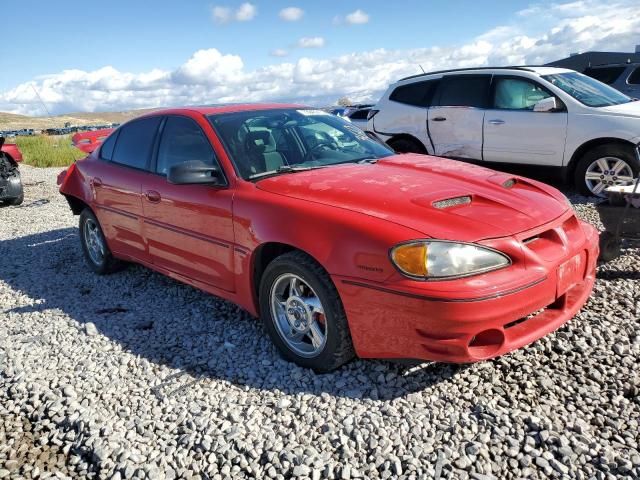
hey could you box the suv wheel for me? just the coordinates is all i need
[259,251,355,372]
[575,144,638,196]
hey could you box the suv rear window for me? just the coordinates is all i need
[436,75,491,108]
[389,80,439,107]
[584,66,626,85]
[111,117,162,170]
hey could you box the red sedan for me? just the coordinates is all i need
[58,104,598,371]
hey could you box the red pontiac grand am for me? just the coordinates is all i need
[58,104,599,371]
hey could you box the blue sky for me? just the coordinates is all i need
[2,0,639,114]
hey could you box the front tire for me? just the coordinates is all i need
[259,251,355,372]
[574,144,638,196]
[79,208,124,275]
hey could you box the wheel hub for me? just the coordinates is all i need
[285,297,312,333]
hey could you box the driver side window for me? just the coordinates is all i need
[156,116,217,176]
[493,78,553,110]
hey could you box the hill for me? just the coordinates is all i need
[0,108,160,130]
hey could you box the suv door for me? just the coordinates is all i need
[428,74,491,159]
[92,116,162,263]
[140,115,236,292]
[373,79,439,152]
[483,76,568,166]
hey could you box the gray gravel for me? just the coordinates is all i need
[1,165,639,479]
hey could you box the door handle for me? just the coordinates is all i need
[488,119,505,125]
[92,177,103,188]
[144,190,161,203]
[432,117,447,122]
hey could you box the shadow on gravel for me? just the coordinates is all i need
[1,227,463,401]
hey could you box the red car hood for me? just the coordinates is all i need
[256,155,569,242]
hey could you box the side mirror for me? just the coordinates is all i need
[533,97,559,112]
[167,160,223,185]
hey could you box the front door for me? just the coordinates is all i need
[483,76,568,166]
[427,74,491,160]
[141,115,235,292]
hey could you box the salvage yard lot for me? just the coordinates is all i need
[1,166,639,479]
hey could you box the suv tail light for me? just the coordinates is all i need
[367,109,380,121]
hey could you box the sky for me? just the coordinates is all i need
[2,0,639,115]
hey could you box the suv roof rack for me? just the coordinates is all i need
[398,65,541,82]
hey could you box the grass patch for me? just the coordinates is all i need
[15,135,86,167]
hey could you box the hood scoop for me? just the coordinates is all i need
[432,195,472,209]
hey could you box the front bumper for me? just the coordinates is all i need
[335,216,599,363]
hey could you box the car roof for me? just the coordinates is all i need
[397,66,574,83]
[137,103,306,118]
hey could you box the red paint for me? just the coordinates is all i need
[71,128,114,153]
[58,104,599,363]
[1,143,22,163]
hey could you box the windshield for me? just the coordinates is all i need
[542,72,632,107]
[208,108,393,179]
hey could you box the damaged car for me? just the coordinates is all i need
[58,105,599,372]
[0,137,24,206]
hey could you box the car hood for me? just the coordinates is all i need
[256,155,569,242]
[597,100,640,117]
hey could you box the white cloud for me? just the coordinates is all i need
[334,9,370,25]
[2,0,639,115]
[297,36,325,48]
[235,2,256,21]
[270,48,289,57]
[212,3,256,24]
[279,7,304,22]
[345,9,369,25]
[212,6,232,24]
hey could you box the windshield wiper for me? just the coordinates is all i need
[248,165,326,180]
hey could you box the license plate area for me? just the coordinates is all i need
[556,252,585,296]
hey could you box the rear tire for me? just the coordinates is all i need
[259,251,355,372]
[79,208,125,275]
[388,137,427,154]
[574,144,638,196]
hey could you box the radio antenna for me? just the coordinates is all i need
[31,84,52,117]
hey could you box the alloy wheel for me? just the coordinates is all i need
[585,156,634,196]
[270,273,327,358]
[83,218,105,265]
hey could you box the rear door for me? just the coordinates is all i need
[372,79,439,152]
[428,74,491,160]
[92,116,162,263]
[483,76,568,166]
[140,115,236,292]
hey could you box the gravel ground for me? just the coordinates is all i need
[1,165,639,480]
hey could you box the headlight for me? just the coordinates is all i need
[390,241,510,280]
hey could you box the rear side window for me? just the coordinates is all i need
[628,67,640,85]
[389,80,439,107]
[348,109,370,120]
[584,66,626,85]
[156,116,217,175]
[99,131,118,161]
[436,75,491,108]
[111,117,162,170]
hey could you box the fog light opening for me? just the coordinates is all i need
[468,329,505,359]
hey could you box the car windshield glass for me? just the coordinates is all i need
[542,72,632,107]
[208,108,394,180]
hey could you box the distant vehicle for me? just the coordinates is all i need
[345,107,372,130]
[0,137,24,206]
[368,66,640,196]
[71,128,114,153]
[583,63,640,98]
[58,104,598,371]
